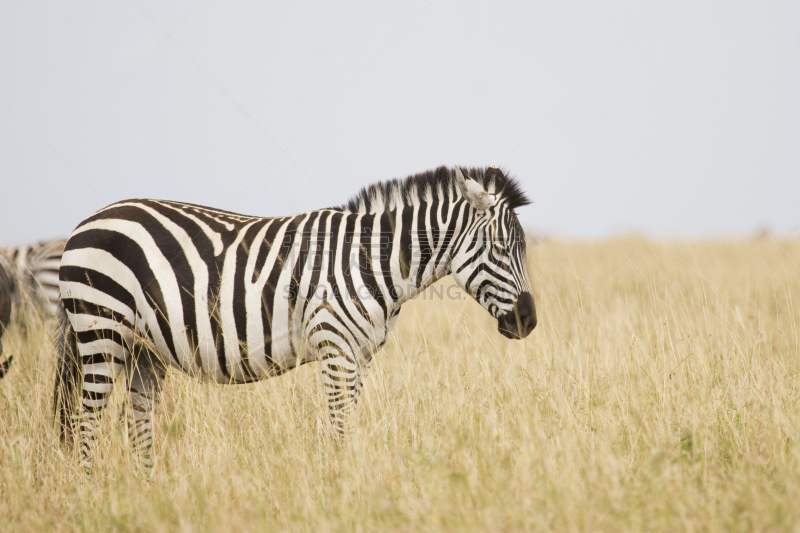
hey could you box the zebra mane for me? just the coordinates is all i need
[334,166,531,215]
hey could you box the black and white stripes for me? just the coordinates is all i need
[10,239,66,320]
[0,239,67,378]
[54,165,536,472]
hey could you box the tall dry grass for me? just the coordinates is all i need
[1,237,799,532]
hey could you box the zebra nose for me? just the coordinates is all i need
[497,292,537,339]
[515,291,537,336]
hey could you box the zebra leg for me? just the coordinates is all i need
[352,352,373,408]
[76,333,125,470]
[319,349,360,437]
[124,345,165,474]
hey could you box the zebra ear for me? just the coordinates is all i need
[455,165,496,212]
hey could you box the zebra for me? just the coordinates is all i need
[0,252,18,378]
[10,239,67,320]
[53,165,537,472]
[0,239,66,379]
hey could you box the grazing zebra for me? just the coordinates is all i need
[0,239,66,379]
[11,239,67,319]
[54,165,537,472]
[0,253,18,378]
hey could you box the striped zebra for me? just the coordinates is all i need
[54,165,537,472]
[11,239,67,319]
[0,239,66,379]
[0,252,17,378]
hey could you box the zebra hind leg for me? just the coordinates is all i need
[125,344,165,474]
[76,332,125,471]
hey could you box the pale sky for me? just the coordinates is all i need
[1,1,798,245]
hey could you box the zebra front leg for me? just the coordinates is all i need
[352,352,373,409]
[320,350,361,438]
[125,345,165,474]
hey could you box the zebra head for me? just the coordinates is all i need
[450,165,536,340]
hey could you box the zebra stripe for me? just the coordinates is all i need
[0,239,66,378]
[10,239,67,319]
[54,165,536,473]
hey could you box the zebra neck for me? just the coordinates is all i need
[379,198,471,307]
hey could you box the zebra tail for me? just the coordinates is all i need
[53,304,80,446]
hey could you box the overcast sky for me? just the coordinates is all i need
[1,0,798,244]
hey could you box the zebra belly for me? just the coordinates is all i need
[202,324,301,385]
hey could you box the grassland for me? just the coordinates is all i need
[1,237,799,532]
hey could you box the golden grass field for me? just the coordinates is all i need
[1,237,799,532]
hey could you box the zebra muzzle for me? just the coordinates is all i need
[497,291,537,340]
